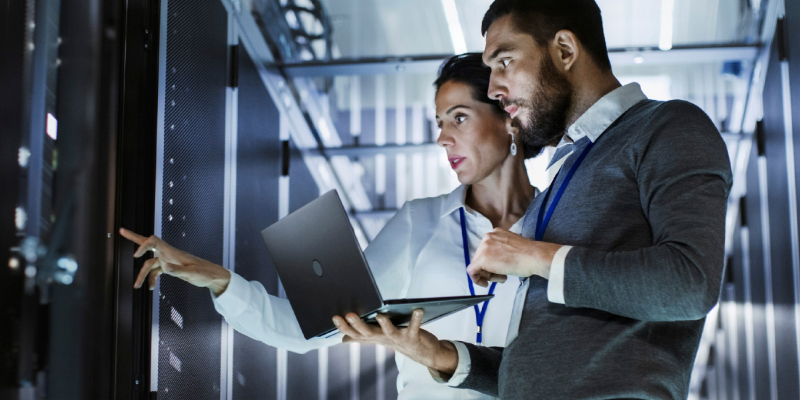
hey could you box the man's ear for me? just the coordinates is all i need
[552,30,580,72]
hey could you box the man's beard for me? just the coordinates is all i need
[507,53,573,148]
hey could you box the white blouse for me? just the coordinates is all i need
[212,185,528,400]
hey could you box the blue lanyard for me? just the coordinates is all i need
[459,207,496,344]
[535,141,595,241]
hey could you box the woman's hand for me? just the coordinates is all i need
[120,228,231,296]
[333,309,460,378]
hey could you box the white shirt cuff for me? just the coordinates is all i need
[546,245,573,304]
[429,341,471,386]
[211,270,251,317]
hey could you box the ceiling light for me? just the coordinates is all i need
[441,0,467,54]
[659,0,674,51]
[47,113,58,140]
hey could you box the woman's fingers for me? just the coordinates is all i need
[488,273,508,283]
[345,313,382,338]
[135,257,160,289]
[119,228,147,245]
[407,309,424,339]
[148,266,163,290]
[133,235,159,258]
[333,316,361,339]
[376,314,400,340]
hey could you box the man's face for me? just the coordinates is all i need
[482,15,573,147]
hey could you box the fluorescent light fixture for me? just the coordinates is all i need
[441,0,467,54]
[659,0,674,51]
[15,207,26,230]
[18,147,31,167]
[46,113,58,140]
[317,118,331,141]
[375,154,386,195]
[634,56,645,64]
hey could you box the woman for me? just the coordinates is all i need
[121,53,542,399]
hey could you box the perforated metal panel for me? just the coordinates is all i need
[231,42,280,400]
[158,0,228,398]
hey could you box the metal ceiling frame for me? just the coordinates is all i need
[276,44,761,78]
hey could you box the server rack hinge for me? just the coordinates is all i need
[281,140,290,176]
[756,119,766,156]
[776,17,787,62]
[229,45,239,88]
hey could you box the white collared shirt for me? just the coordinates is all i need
[440,83,649,387]
[213,185,529,400]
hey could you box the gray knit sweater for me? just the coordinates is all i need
[455,99,733,399]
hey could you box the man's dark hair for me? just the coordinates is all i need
[481,0,612,71]
[434,53,543,158]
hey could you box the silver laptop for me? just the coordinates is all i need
[261,189,493,339]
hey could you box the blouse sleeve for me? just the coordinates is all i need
[363,201,415,300]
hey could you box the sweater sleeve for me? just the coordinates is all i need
[562,101,733,321]
[452,343,505,397]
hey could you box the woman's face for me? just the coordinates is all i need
[435,80,513,185]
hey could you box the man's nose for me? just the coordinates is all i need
[488,77,507,102]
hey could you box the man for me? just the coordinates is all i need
[333,0,733,398]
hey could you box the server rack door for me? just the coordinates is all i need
[744,138,776,400]
[286,141,321,400]
[156,0,228,398]
[229,41,281,400]
[762,25,800,400]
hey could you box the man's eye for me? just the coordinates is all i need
[502,59,510,67]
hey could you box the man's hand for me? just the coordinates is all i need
[120,228,231,296]
[334,310,459,377]
[467,227,562,287]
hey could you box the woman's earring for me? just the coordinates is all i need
[510,133,518,156]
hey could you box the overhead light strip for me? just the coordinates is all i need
[659,0,675,51]
[441,0,467,54]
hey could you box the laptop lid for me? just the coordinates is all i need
[261,190,384,339]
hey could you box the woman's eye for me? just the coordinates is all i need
[455,115,466,123]
[502,59,510,67]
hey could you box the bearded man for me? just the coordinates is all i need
[334,1,733,399]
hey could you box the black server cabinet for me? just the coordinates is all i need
[157,0,228,398]
[230,42,281,400]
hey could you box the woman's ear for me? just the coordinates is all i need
[505,117,519,140]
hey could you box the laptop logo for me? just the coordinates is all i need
[312,260,323,277]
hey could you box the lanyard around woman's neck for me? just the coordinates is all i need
[459,207,496,345]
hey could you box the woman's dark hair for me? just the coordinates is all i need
[434,53,503,115]
[434,53,543,158]
[481,0,612,71]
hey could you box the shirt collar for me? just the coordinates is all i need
[441,185,468,218]
[555,82,648,149]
